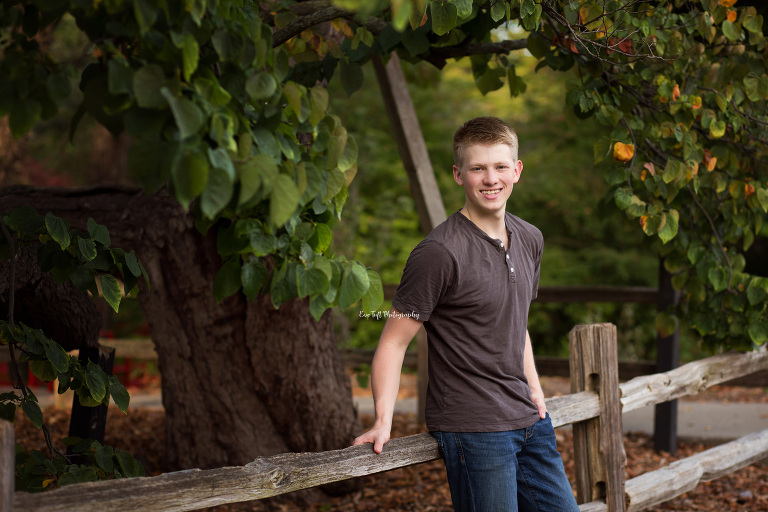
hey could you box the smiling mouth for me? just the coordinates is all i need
[481,189,502,195]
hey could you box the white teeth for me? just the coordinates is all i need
[481,189,501,195]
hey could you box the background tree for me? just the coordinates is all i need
[0,0,765,485]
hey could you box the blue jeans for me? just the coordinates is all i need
[432,414,579,512]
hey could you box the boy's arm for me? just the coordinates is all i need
[353,308,423,453]
[524,329,547,419]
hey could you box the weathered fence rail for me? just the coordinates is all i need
[6,323,768,512]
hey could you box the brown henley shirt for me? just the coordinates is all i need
[392,210,543,432]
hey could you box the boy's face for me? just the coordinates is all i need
[453,143,522,216]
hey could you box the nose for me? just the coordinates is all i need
[483,169,498,185]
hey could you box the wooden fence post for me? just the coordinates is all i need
[570,323,626,511]
[0,419,13,512]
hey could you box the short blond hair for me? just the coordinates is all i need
[453,116,519,167]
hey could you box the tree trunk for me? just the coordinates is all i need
[0,185,362,473]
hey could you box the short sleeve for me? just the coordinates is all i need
[391,240,455,322]
[531,238,542,300]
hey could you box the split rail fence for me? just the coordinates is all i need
[3,323,768,512]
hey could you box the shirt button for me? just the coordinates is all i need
[510,267,514,272]
[506,254,509,259]
[499,242,504,248]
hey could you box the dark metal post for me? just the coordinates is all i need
[653,260,680,454]
[67,345,116,461]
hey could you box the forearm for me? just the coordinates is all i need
[369,339,408,429]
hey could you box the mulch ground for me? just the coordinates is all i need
[12,378,768,512]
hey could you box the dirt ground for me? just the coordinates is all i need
[12,375,768,511]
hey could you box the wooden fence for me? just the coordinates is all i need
[5,323,768,511]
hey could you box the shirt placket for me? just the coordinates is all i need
[499,240,516,283]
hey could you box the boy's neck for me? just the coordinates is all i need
[460,205,508,242]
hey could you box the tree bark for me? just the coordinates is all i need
[0,185,362,474]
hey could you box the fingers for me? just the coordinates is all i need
[353,429,390,453]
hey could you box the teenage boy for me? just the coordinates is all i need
[353,117,579,511]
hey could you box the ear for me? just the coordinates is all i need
[512,160,523,183]
[453,165,464,186]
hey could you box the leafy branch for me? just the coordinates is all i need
[0,207,146,491]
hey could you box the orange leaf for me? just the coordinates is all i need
[691,96,702,110]
[702,149,717,172]
[727,10,737,22]
[613,142,635,162]
[745,183,755,198]
[719,0,737,8]
[639,215,648,229]
[420,12,428,27]
[672,84,680,102]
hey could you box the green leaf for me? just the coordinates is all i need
[709,119,726,138]
[662,159,684,184]
[687,245,706,265]
[100,274,122,313]
[339,59,364,97]
[30,360,57,382]
[44,341,69,374]
[707,267,728,292]
[490,0,507,21]
[21,400,43,428]
[94,445,115,472]
[5,206,44,233]
[109,375,130,413]
[201,150,235,220]
[246,72,278,101]
[122,251,141,278]
[161,88,205,139]
[85,364,108,403]
[309,86,329,126]
[45,213,70,250]
[722,20,739,42]
[655,312,679,338]
[431,1,458,35]
[213,257,242,302]
[241,259,267,302]
[283,82,304,120]
[269,174,299,228]
[178,33,200,82]
[309,223,332,253]
[172,147,209,208]
[339,261,370,310]
[362,269,383,314]
[87,218,111,247]
[476,68,504,95]
[747,278,767,306]
[658,209,679,244]
[238,154,276,206]
[133,64,167,109]
[133,0,158,35]
[77,237,97,261]
[449,0,473,19]
[296,266,330,298]
[748,322,768,346]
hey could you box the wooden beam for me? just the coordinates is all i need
[372,53,447,234]
[570,323,626,511]
[0,420,13,512]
